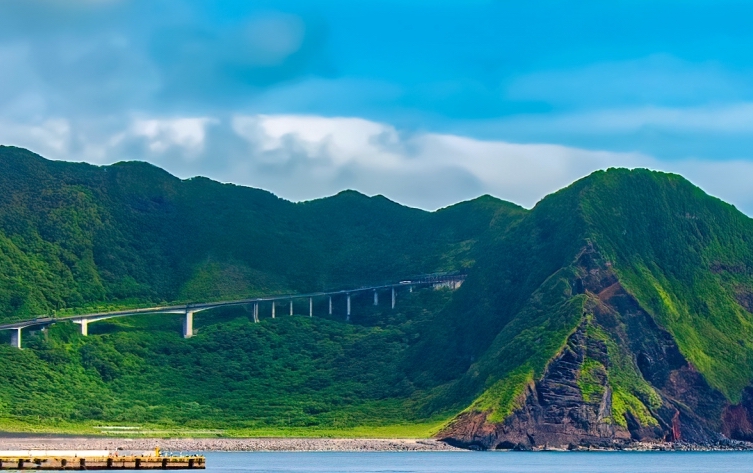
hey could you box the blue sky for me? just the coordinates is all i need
[1,0,752,213]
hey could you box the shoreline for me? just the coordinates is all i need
[1,436,752,452]
[0,436,463,452]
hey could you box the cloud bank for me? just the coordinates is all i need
[1,113,751,216]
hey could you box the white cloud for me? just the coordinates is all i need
[231,114,751,213]
[127,117,216,158]
[0,118,70,156]
[1,113,752,216]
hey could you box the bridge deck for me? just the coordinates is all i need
[0,274,465,333]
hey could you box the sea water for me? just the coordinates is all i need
[202,451,753,473]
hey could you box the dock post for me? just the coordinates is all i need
[410,285,413,293]
[329,296,332,315]
[254,303,259,323]
[374,290,378,306]
[309,297,313,317]
[346,294,351,321]
[9,328,21,349]
[272,301,276,319]
[80,319,88,336]
[183,310,194,338]
[290,299,293,316]
[391,287,396,309]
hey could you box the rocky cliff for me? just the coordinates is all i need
[439,245,745,449]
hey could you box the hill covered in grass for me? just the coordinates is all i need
[2,147,753,448]
[0,145,522,322]
[437,169,753,448]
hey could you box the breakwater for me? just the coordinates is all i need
[0,450,205,470]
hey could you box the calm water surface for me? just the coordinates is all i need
[202,451,753,473]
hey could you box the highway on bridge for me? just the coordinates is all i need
[0,273,465,349]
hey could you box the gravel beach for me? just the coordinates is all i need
[0,436,463,452]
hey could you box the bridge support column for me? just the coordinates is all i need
[80,319,88,336]
[346,294,351,321]
[374,290,378,306]
[328,296,332,315]
[290,300,293,316]
[253,303,259,323]
[9,328,21,349]
[272,302,276,319]
[309,297,313,317]
[183,311,194,338]
[391,287,396,309]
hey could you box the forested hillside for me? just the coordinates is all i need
[0,146,522,322]
[2,147,753,448]
[0,146,522,434]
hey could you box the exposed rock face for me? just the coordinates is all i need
[736,287,753,313]
[442,323,627,450]
[440,245,751,450]
[723,388,753,442]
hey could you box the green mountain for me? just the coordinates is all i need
[1,146,753,448]
[437,169,753,448]
[0,146,522,434]
[0,146,520,321]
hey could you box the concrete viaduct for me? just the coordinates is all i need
[0,273,465,349]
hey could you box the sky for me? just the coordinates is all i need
[1,0,752,214]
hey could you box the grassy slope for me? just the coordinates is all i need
[0,290,455,434]
[438,168,753,429]
[407,171,591,416]
[579,169,753,402]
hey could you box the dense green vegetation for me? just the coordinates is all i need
[578,170,753,401]
[0,146,522,323]
[406,168,753,435]
[0,289,458,433]
[2,147,753,438]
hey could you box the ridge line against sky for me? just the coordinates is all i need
[0,0,752,214]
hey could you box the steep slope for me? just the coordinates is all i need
[438,169,753,449]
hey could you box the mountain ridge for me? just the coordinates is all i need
[1,147,753,449]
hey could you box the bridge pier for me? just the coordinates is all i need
[9,328,21,349]
[0,275,467,344]
[183,311,194,338]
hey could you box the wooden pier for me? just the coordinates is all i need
[0,450,205,470]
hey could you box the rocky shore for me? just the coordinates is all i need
[2,435,751,452]
[0,436,463,452]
